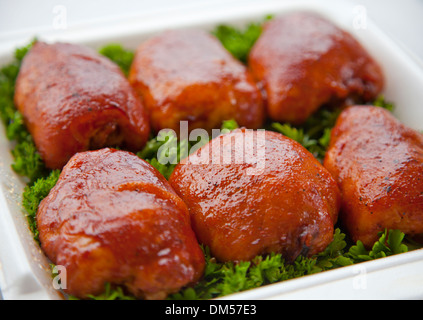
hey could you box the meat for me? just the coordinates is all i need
[169,129,340,262]
[37,148,205,299]
[324,106,423,247]
[248,12,384,125]
[14,41,150,169]
[129,29,265,134]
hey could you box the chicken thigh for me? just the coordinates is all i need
[169,129,340,262]
[37,148,205,299]
[14,42,150,169]
[129,29,264,134]
[249,12,384,124]
[324,106,423,247]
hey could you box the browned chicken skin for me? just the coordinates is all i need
[249,12,384,124]
[37,148,205,299]
[324,106,423,247]
[169,129,340,262]
[129,29,265,134]
[14,42,150,169]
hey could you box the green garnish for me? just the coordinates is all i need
[137,120,236,179]
[220,119,239,132]
[270,95,394,161]
[271,122,326,158]
[373,94,395,112]
[11,139,47,184]
[137,132,190,180]
[169,228,408,300]
[212,15,272,63]
[0,38,47,183]
[99,44,134,76]
[348,229,408,262]
[22,170,60,241]
[270,107,339,161]
[85,283,136,301]
[65,282,136,300]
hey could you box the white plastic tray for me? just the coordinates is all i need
[1,0,423,300]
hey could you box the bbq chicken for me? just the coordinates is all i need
[14,42,150,169]
[37,148,205,299]
[169,129,340,262]
[324,106,423,247]
[129,29,265,134]
[249,12,384,124]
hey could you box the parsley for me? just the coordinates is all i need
[99,44,134,76]
[212,15,273,63]
[0,39,47,183]
[271,121,331,161]
[67,283,136,300]
[169,230,344,300]
[11,139,47,183]
[348,229,408,262]
[270,106,342,161]
[137,120,234,179]
[86,283,136,300]
[270,96,394,161]
[21,170,60,241]
[220,119,239,132]
[372,94,395,112]
[169,228,410,300]
[137,132,189,180]
[271,123,320,150]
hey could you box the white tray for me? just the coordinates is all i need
[0,0,423,300]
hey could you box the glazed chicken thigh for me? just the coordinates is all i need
[249,12,384,124]
[37,148,205,299]
[14,42,150,169]
[129,29,265,134]
[324,106,423,247]
[169,129,340,262]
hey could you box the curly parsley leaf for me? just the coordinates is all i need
[0,39,47,183]
[212,15,273,63]
[99,44,134,76]
[71,228,412,301]
[373,94,394,112]
[270,106,341,161]
[11,139,47,183]
[270,95,395,161]
[22,170,60,241]
[313,228,353,271]
[137,120,236,179]
[348,229,408,262]
[220,119,239,132]
[137,131,186,179]
[271,122,326,160]
[67,282,135,300]
[168,228,411,300]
